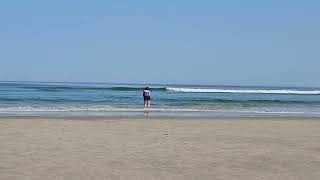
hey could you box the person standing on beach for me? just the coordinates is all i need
[143,87,151,108]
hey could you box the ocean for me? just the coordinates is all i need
[1,81,320,117]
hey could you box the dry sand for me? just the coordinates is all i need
[0,117,320,180]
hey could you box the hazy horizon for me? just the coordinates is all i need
[1,80,320,88]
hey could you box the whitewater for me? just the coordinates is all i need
[166,87,320,95]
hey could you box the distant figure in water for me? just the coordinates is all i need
[143,87,151,108]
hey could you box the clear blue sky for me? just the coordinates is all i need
[0,0,319,86]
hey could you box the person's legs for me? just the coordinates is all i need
[147,100,151,108]
[144,100,147,108]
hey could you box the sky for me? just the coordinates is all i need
[0,0,319,86]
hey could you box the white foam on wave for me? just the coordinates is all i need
[166,87,320,95]
[2,106,320,117]
[0,106,213,113]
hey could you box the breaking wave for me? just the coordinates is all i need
[166,87,320,95]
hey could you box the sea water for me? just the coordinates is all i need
[0,81,320,117]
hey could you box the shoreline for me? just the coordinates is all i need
[1,114,320,120]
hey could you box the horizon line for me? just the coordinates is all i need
[0,80,319,89]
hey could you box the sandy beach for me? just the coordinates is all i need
[0,117,320,180]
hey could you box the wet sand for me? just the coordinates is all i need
[0,117,320,180]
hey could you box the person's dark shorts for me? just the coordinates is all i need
[144,96,151,101]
